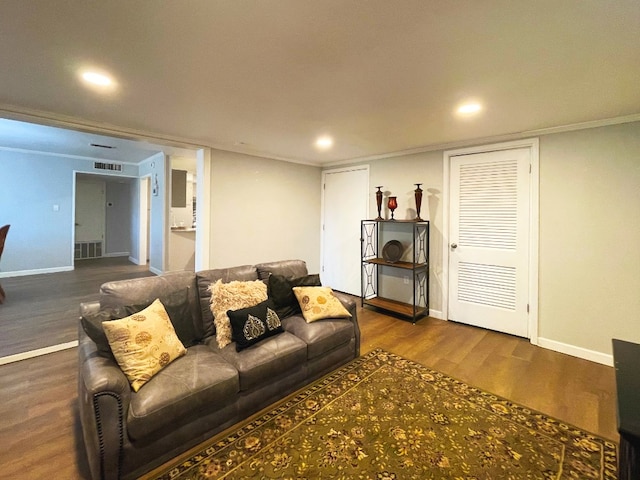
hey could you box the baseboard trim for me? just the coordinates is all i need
[0,265,74,278]
[537,337,613,366]
[428,309,444,320]
[149,266,163,276]
[0,340,79,365]
[104,252,130,258]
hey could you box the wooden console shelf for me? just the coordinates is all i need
[360,219,429,323]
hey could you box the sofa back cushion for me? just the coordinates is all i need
[255,259,308,280]
[268,273,321,319]
[99,271,203,345]
[196,265,259,338]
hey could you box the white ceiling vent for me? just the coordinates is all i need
[94,161,122,172]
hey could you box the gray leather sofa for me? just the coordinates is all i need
[78,260,360,480]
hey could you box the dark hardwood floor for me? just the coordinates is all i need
[0,272,618,479]
[0,257,153,358]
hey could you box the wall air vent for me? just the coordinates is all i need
[94,161,122,172]
[75,241,103,260]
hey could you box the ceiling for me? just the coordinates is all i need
[1,1,639,166]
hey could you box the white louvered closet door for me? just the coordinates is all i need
[449,148,530,337]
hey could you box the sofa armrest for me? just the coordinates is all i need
[79,325,131,480]
[80,300,101,318]
[333,291,361,357]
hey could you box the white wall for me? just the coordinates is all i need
[169,230,195,271]
[209,150,322,272]
[333,120,640,361]
[0,149,138,275]
[538,122,640,355]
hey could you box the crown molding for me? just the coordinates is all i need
[3,103,638,169]
[0,145,141,165]
[0,103,326,167]
[323,113,640,168]
[0,103,208,151]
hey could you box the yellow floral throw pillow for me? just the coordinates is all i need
[209,279,268,349]
[292,286,352,323]
[102,299,187,392]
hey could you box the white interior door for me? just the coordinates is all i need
[75,179,106,244]
[322,167,369,295]
[448,148,530,337]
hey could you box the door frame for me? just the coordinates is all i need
[138,175,151,266]
[72,171,137,266]
[442,138,540,343]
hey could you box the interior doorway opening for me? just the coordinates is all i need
[73,172,138,266]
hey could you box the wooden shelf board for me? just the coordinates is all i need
[363,258,427,269]
[363,296,428,318]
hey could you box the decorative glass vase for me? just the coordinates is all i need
[387,196,398,220]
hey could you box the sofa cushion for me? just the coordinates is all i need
[82,288,198,362]
[196,265,259,337]
[292,286,352,322]
[215,332,307,391]
[282,314,355,360]
[81,309,121,357]
[255,259,308,280]
[99,271,203,343]
[127,345,239,441]
[102,299,187,392]
[210,279,268,349]
[120,287,199,347]
[228,299,284,352]
[267,273,321,319]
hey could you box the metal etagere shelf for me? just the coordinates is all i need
[361,219,429,323]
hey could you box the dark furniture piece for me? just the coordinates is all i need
[0,224,10,304]
[612,338,640,480]
[78,259,360,480]
[361,219,429,323]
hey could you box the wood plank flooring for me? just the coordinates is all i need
[0,270,619,479]
[0,257,153,358]
[358,307,618,442]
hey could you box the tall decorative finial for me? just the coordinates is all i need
[414,183,423,221]
[375,186,383,220]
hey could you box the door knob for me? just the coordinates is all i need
[451,243,458,249]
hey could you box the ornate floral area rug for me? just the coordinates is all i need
[148,349,618,480]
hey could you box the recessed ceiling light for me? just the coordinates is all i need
[79,69,117,92]
[81,71,113,86]
[457,102,482,115]
[315,135,334,150]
